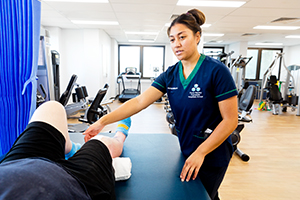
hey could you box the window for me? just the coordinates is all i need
[259,49,281,79]
[119,46,140,75]
[246,48,282,80]
[203,47,224,60]
[118,45,165,78]
[143,47,164,78]
[246,49,258,79]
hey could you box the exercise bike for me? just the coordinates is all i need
[59,75,111,132]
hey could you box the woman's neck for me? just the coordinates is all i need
[181,53,200,79]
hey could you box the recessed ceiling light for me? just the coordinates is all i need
[203,33,224,37]
[125,31,159,35]
[202,24,211,28]
[253,25,300,30]
[255,42,283,46]
[43,0,108,2]
[285,35,300,39]
[177,0,246,7]
[71,20,119,25]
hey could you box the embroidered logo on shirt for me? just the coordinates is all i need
[188,84,203,99]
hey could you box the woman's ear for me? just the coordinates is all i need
[195,31,201,45]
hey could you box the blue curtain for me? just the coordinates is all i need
[0,0,41,155]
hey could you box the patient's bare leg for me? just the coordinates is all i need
[29,101,72,154]
[90,132,126,158]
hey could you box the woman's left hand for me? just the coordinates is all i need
[180,150,205,182]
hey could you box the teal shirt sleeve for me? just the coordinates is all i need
[213,63,238,102]
[151,72,167,94]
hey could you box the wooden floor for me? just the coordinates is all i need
[69,100,300,199]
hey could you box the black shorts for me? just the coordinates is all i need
[1,122,115,200]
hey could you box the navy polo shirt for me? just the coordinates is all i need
[152,54,237,167]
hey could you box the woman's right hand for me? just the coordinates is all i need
[83,121,105,142]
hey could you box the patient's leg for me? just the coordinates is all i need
[91,132,126,158]
[90,118,131,158]
[29,101,72,154]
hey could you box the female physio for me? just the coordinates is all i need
[84,8,238,200]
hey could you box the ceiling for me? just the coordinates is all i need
[41,0,300,47]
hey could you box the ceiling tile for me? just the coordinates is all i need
[111,3,175,13]
[40,0,300,45]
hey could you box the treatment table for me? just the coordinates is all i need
[115,134,210,200]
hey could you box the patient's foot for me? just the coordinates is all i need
[115,117,131,137]
[65,141,81,160]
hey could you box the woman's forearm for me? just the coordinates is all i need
[99,97,143,126]
[196,96,238,156]
[196,118,238,156]
[99,86,164,126]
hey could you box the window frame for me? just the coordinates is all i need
[118,45,165,79]
[203,46,225,59]
[247,47,283,81]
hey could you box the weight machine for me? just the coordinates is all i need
[230,55,253,92]
[259,53,300,115]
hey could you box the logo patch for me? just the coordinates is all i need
[188,84,203,99]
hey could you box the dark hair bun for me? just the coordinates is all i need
[187,9,206,26]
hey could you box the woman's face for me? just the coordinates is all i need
[169,23,200,61]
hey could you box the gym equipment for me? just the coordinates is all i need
[231,85,257,162]
[59,75,111,132]
[259,53,299,115]
[285,65,300,116]
[78,87,109,124]
[36,84,47,107]
[37,34,58,101]
[51,50,60,101]
[217,51,234,68]
[59,75,77,106]
[37,36,52,101]
[58,75,89,117]
[165,85,256,162]
[117,67,141,102]
[230,55,253,92]
[164,96,177,136]
[265,75,287,115]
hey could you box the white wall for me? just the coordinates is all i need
[227,41,248,59]
[283,45,300,96]
[284,45,300,66]
[44,27,117,103]
[45,27,61,52]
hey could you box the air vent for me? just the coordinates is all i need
[270,17,300,24]
[170,14,180,20]
[241,33,258,37]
